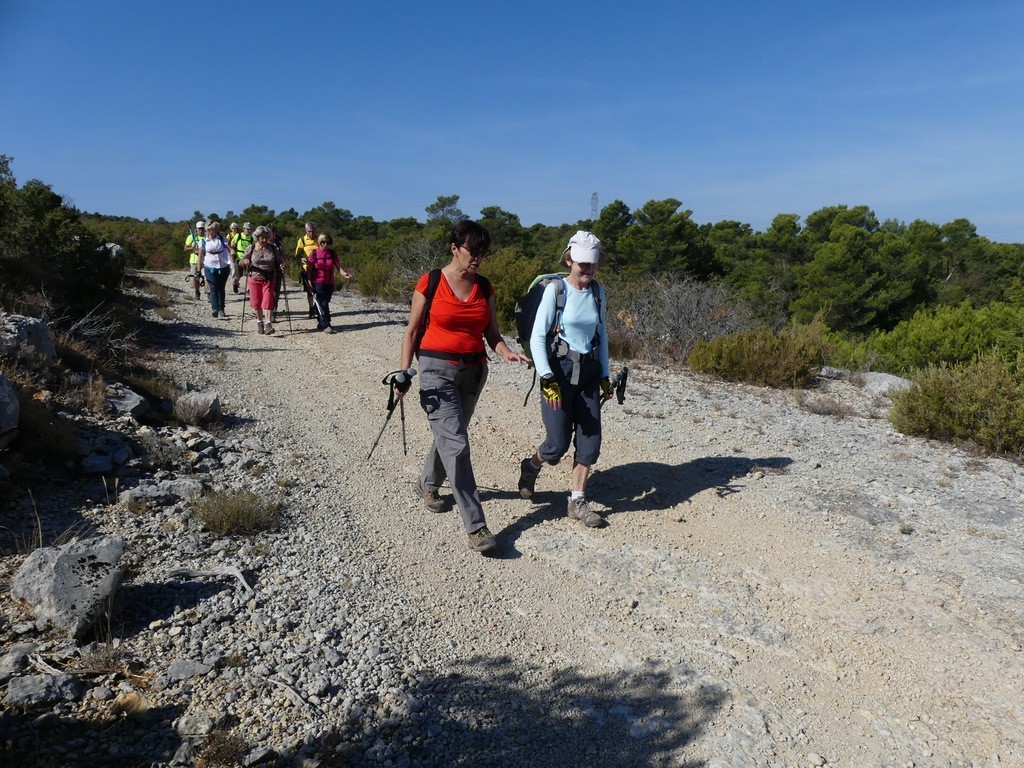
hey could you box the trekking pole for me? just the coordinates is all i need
[614,366,629,404]
[601,366,629,408]
[280,271,293,334]
[367,368,417,460]
[240,270,249,332]
[309,286,325,325]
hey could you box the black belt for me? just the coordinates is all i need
[418,349,488,364]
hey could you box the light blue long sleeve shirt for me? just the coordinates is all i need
[529,279,609,380]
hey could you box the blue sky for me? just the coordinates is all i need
[2,1,1023,242]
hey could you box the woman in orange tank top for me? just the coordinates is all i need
[397,221,529,554]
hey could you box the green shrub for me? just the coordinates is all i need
[192,490,280,536]
[480,246,545,333]
[356,258,398,299]
[833,301,1024,375]
[687,315,833,388]
[889,351,1024,454]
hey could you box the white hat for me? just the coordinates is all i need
[195,220,205,228]
[563,230,601,264]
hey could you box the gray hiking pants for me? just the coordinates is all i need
[418,355,489,533]
[538,354,603,466]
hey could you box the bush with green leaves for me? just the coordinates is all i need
[687,314,833,388]
[832,301,1024,375]
[0,156,125,313]
[888,351,1024,455]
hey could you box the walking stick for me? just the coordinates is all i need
[367,369,417,460]
[240,270,249,332]
[281,271,293,334]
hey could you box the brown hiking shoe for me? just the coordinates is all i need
[567,496,603,528]
[417,479,444,513]
[467,526,496,553]
[518,457,540,499]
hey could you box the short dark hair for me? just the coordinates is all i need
[450,220,490,253]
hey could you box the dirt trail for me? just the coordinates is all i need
[156,270,1024,767]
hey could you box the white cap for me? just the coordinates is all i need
[564,230,601,264]
[195,220,205,228]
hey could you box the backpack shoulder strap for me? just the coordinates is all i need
[551,277,568,334]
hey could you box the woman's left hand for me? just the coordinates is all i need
[501,351,530,364]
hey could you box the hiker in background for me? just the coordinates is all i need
[306,233,352,334]
[517,230,611,528]
[239,226,285,335]
[184,220,206,299]
[231,222,254,293]
[227,222,241,292]
[201,221,232,319]
[397,220,529,554]
[295,222,319,319]
[266,223,286,322]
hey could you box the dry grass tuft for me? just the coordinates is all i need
[192,490,280,536]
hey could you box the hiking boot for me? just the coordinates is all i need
[518,457,540,499]
[257,322,265,335]
[219,310,228,318]
[467,526,497,553]
[211,310,218,317]
[308,307,316,319]
[232,281,240,293]
[568,496,603,528]
[322,326,333,334]
[417,479,444,513]
[265,323,275,335]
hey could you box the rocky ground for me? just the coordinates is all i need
[1,270,1023,767]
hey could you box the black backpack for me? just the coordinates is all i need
[514,273,602,404]
[513,272,570,362]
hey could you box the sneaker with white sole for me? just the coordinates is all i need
[567,496,603,528]
[518,457,540,499]
[417,479,444,512]
[265,323,275,335]
[467,526,496,553]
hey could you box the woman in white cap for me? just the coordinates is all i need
[200,221,232,318]
[517,230,612,527]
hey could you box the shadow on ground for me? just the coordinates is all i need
[496,455,793,552]
[0,702,185,767]
[316,654,724,767]
[594,455,794,512]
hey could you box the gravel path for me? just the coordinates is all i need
[9,270,1022,767]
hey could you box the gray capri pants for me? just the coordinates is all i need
[417,354,489,533]
[538,353,603,466]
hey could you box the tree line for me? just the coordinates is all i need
[5,152,1023,375]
